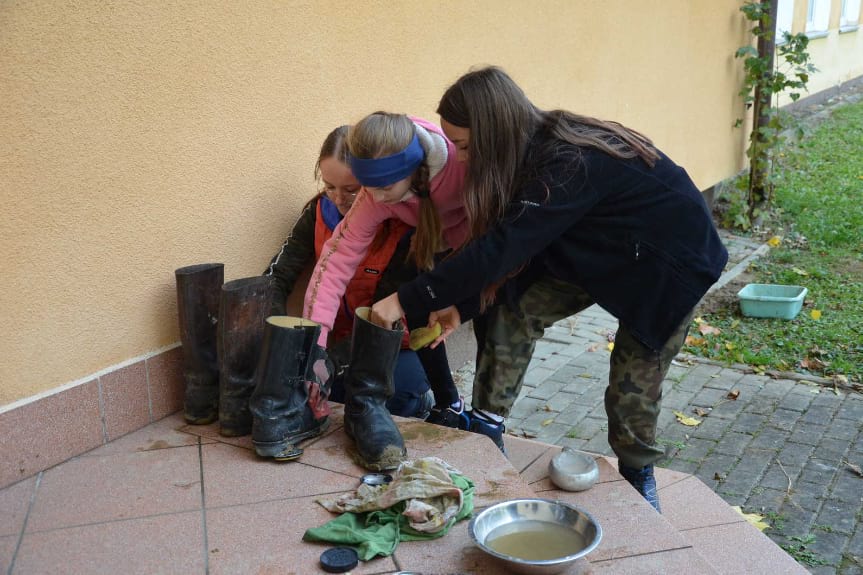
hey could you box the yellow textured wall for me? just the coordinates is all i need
[0,0,851,406]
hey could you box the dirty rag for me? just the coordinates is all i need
[303,457,475,560]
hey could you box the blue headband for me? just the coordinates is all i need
[348,134,424,187]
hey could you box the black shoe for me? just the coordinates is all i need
[466,410,506,454]
[619,463,661,512]
[425,397,469,429]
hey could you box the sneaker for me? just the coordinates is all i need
[466,410,507,454]
[618,463,661,512]
[425,397,469,429]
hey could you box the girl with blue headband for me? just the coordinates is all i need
[302,113,470,469]
[370,66,729,508]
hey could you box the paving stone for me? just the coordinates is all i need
[523,366,559,387]
[688,415,733,440]
[745,486,788,513]
[676,437,717,461]
[508,396,549,420]
[582,433,612,455]
[815,437,853,461]
[816,498,862,535]
[660,389,699,411]
[702,368,745,391]
[706,394,748,419]
[761,379,797,398]
[690,386,731,409]
[778,390,818,413]
[805,530,848,567]
[824,420,861,442]
[789,421,828,446]
[544,391,577,413]
[659,457,699,475]
[831,471,863,504]
[744,393,781,416]
[713,431,754,457]
[786,479,831,511]
[758,459,802,490]
[776,503,817,538]
[804,405,845,425]
[749,426,791,451]
[835,398,863,422]
[697,453,739,487]
[526,378,569,401]
[800,459,842,485]
[777,442,817,468]
[730,412,768,435]
[768,408,804,432]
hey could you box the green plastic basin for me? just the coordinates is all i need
[736,283,808,320]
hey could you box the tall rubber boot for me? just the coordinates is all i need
[250,317,331,460]
[343,307,407,471]
[217,276,273,437]
[175,263,224,425]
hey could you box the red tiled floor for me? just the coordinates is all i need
[14,511,205,575]
[26,445,202,532]
[201,442,359,508]
[589,546,719,574]
[206,494,397,574]
[1,535,18,574]
[87,412,208,457]
[0,476,36,537]
[683,521,810,574]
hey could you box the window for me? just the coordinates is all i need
[841,0,861,30]
[777,0,795,42]
[806,0,831,35]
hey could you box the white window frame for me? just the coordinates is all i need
[806,0,831,37]
[840,0,861,31]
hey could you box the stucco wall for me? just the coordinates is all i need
[0,1,854,406]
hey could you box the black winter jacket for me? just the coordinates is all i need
[398,131,728,351]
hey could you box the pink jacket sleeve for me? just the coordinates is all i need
[303,191,389,347]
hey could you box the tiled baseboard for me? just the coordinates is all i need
[0,345,185,490]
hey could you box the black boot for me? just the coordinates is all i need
[249,317,331,460]
[175,263,224,424]
[343,307,406,471]
[217,276,273,437]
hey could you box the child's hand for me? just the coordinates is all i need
[428,306,461,348]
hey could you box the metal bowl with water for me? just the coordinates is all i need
[468,498,602,575]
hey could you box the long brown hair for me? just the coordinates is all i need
[437,66,660,241]
[347,112,441,271]
[315,125,390,253]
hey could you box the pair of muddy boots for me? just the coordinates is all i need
[176,263,274,436]
[176,264,329,448]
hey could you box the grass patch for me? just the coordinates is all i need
[688,101,863,383]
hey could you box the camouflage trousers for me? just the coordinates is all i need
[472,276,694,469]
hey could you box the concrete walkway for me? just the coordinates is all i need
[450,231,863,574]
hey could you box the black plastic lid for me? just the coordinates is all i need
[320,546,359,573]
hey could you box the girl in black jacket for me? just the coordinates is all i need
[371,66,728,512]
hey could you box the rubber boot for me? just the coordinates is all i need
[249,317,331,460]
[343,307,407,471]
[175,263,224,424]
[217,276,273,437]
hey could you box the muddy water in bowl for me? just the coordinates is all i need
[486,519,588,560]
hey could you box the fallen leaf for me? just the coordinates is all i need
[714,472,725,481]
[810,309,822,320]
[767,236,782,247]
[694,316,705,324]
[541,418,554,427]
[843,459,863,477]
[695,407,709,417]
[731,319,740,328]
[607,342,615,352]
[727,389,740,400]
[543,404,552,412]
[732,506,771,531]
[685,335,706,347]
[792,267,809,276]
[673,410,702,426]
[698,323,722,336]
[834,374,849,385]
[725,342,736,351]
[587,344,599,352]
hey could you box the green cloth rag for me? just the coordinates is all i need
[303,473,474,560]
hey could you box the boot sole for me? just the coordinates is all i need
[252,418,330,458]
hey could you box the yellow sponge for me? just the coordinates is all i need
[409,323,443,351]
